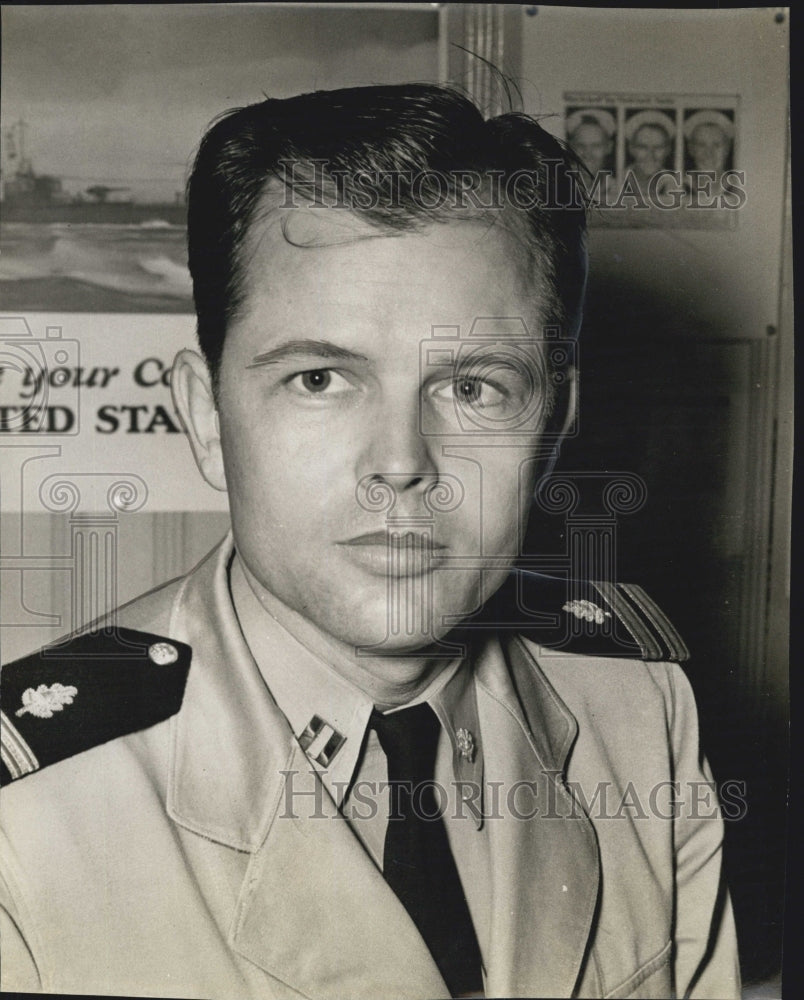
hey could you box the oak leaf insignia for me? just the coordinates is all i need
[16,683,78,719]
[562,599,612,626]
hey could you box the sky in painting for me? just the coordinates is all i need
[2,3,439,202]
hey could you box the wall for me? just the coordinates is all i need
[518,6,791,987]
[521,6,788,338]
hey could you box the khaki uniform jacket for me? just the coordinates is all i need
[0,537,740,999]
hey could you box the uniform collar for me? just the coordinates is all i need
[165,533,576,851]
[229,552,482,810]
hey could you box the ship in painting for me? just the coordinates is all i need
[1,120,186,226]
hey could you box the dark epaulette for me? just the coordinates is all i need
[1,627,191,786]
[477,571,689,662]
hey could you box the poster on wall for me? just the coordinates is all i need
[0,313,220,512]
[563,91,743,227]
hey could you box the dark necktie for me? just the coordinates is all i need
[370,703,483,998]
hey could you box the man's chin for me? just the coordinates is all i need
[348,629,464,658]
[316,591,482,657]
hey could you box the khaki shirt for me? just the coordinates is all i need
[0,535,740,998]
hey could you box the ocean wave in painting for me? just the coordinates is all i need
[0,223,193,312]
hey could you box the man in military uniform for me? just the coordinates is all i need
[0,84,740,998]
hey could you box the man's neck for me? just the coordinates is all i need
[234,553,458,710]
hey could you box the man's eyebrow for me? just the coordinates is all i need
[450,346,546,369]
[246,339,370,368]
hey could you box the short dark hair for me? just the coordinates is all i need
[187,83,588,381]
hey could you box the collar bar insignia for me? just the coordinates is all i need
[299,714,346,767]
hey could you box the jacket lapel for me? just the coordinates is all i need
[230,741,450,1000]
[476,635,600,999]
[164,537,448,999]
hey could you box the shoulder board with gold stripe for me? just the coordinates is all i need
[1,627,191,786]
[475,571,689,662]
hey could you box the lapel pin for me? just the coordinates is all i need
[16,683,78,719]
[456,727,476,762]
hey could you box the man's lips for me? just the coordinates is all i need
[335,530,449,577]
[338,530,448,549]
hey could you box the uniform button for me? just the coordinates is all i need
[148,641,178,665]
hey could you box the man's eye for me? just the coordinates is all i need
[455,378,482,403]
[300,370,331,393]
[434,376,505,408]
[288,369,350,396]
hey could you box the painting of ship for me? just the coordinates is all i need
[1,120,192,312]
[2,119,187,226]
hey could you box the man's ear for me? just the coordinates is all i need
[538,365,578,480]
[171,349,227,492]
[557,364,578,441]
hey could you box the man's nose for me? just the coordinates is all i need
[357,392,439,496]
